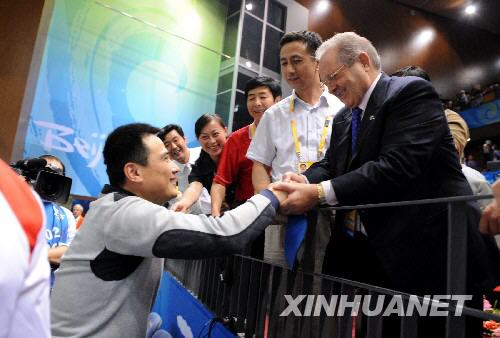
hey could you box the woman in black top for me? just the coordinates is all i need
[171,114,228,213]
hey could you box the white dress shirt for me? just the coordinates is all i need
[172,146,211,214]
[247,90,344,182]
[321,73,381,205]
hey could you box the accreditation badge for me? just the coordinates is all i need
[297,161,315,173]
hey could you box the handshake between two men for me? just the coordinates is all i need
[270,171,322,216]
[273,171,500,237]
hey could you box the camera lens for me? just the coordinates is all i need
[34,170,71,203]
[40,180,60,199]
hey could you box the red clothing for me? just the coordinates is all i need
[0,159,50,338]
[75,215,84,229]
[214,125,254,202]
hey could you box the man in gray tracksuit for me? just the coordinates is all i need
[51,123,286,338]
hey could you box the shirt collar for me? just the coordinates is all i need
[175,147,200,172]
[101,184,135,197]
[358,72,382,111]
[174,160,187,172]
[291,88,330,110]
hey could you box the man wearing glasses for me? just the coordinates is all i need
[275,32,498,337]
[247,30,343,266]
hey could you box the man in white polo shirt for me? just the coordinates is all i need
[247,30,344,266]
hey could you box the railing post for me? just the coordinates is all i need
[400,300,418,338]
[337,283,354,338]
[446,201,467,338]
[365,291,383,338]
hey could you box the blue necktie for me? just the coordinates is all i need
[351,107,362,154]
[346,107,363,238]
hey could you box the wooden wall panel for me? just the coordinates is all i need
[0,0,44,162]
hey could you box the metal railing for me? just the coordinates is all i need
[165,194,500,338]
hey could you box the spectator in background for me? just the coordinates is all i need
[39,155,76,287]
[71,204,85,229]
[171,114,228,213]
[466,154,482,172]
[0,159,50,338]
[158,124,211,214]
[483,139,494,162]
[391,66,493,210]
[493,144,500,161]
[391,65,431,82]
[457,89,470,109]
[211,76,281,258]
[211,76,281,215]
[445,110,492,210]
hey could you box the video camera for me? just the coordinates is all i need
[10,158,72,204]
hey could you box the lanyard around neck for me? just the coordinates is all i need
[249,123,256,138]
[290,95,332,161]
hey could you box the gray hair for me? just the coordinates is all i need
[316,32,381,70]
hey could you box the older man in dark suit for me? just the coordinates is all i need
[276,32,498,336]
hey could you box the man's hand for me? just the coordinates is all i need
[48,246,68,264]
[267,183,288,205]
[170,200,189,213]
[479,180,500,235]
[281,171,306,183]
[273,182,318,214]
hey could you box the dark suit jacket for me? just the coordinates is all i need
[305,73,498,295]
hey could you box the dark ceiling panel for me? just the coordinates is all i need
[394,0,500,35]
[295,0,500,99]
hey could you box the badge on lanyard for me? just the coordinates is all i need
[290,95,332,173]
[297,161,314,173]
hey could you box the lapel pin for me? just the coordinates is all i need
[369,115,375,121]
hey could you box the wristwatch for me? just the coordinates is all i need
[316,183,326,204]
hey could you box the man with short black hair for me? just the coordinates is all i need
[211,76,282,258]
[211,76,282,217]
[158,124,210,213]
[247,30,343,265]
[51,123,286,338]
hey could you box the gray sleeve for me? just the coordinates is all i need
[103,192,278,258]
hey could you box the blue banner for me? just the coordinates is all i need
[459,99,500,129]
[285,215,308,269]
[23,1,227,197]
[152,271,235,338]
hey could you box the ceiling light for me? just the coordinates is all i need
[245,61,252,68]
[245,3,253,11]
[316,0,329,12]
[464,4,477,15]
[413,28,435,48]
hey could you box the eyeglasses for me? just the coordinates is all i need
[321,64,346,87]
